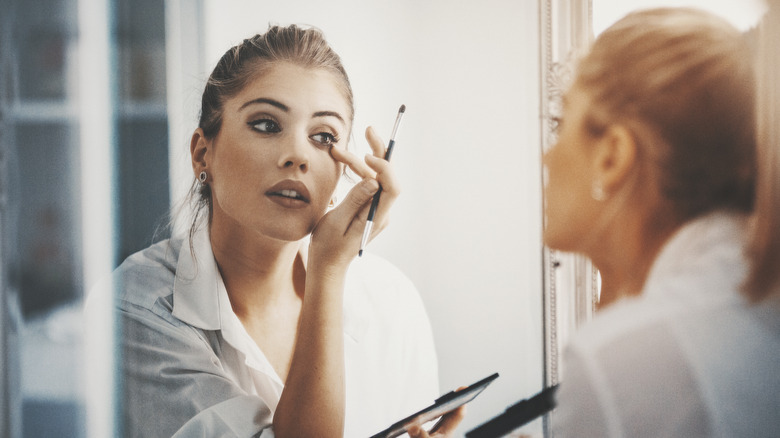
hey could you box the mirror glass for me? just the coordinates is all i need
[171,1,546,434]
[2,1,548,436]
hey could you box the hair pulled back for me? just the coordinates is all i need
[199,24,354,139]
[745,2,780,300]
[575,7,756,223]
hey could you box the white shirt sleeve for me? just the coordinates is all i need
[121,295,276,437]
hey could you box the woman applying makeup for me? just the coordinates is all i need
[111,25,463,437]
[543,7,780,437]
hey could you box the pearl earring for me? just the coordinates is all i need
[198,171,208,183]
[591,180,606,201]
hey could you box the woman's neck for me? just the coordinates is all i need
[208,222,306,318]
[589,209,678,310]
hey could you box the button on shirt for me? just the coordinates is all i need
[552,212,780,437]
[114,227,440,437]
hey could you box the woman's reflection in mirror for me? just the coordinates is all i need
[102,24,463,437]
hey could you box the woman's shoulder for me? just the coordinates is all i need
[564,290,692,372]
[116,237,182,279]
[561,290,780,437]
[111,236,187,309]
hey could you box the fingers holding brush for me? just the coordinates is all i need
[317,124,399,258]
[328,126,399,184]
[362,126,400,234]
[326,135,399,234]
[358,104,406,256]
[365,125,389,159]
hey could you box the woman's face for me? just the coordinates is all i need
[206,61,351,242]
[542,85,602,253]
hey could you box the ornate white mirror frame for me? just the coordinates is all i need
[539,0,597,432]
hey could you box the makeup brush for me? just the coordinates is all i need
[359,104,406,257]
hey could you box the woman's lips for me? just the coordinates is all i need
[266,180,311,208]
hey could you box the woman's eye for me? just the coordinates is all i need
[311,132,338,146]
[250,119,281,133]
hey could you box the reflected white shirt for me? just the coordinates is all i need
[112,227,439,437]
[553,212,780,437]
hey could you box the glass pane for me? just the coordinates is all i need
[11,122,86,438]
[117,119,170,261]
[116,0,167,101]
[0,0,134,436]
[17,33,69,100]
[115,0,169,261]
[13,0,77,101]
[14,122,82,317]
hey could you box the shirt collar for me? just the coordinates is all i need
[643,211,748,298]
[172,226,222,330]
[171,225,371,343]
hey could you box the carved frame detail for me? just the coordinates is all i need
[539,0,595,434]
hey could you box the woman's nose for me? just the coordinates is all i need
[278,133,310,172]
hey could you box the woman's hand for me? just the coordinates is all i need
[308,126,400,272]
[407,407,467,438]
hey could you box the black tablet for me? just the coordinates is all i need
[369,372,499,438]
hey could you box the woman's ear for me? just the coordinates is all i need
[191,128,210,175]
[592,124,638,195]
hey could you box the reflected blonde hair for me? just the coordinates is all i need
[575,8,756,225]
[744,1,780,301]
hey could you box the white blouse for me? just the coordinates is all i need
[112,227,440,437]
[553,212,780,437]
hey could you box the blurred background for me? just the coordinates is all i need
[1,0,170,436]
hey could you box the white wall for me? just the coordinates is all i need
[182,0,544,433]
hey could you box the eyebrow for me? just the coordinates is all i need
[239,97,289,112]
[239,97,346,126]
[313,110,346,125]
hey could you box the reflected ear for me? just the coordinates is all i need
[190,128,210,175]
[593,124,638,195]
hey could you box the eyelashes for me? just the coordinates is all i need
[248,117,341,147]
[250,118,281,133]
[310,132,339,146]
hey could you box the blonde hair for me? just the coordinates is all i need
[575,8,756,224]
[744,2,780,300]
